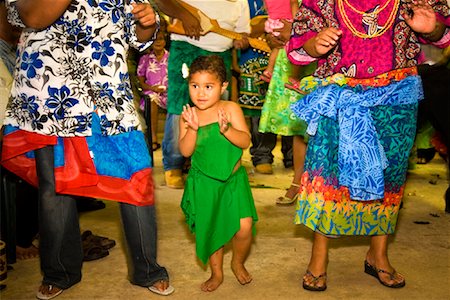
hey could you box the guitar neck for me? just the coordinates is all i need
[210,26,242,41]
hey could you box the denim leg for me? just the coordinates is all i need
[119,203,168,286]
[281,135,294,168]
[249,116,276,166]
[162,113,185,171]
[35,146,82,289]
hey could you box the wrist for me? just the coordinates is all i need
[222,123,231,134]
[421,22,445,42]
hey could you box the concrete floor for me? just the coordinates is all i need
[1,137,449,300]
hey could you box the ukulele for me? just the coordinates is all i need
[167,1,271,54]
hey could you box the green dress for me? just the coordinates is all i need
[181,123,258,264]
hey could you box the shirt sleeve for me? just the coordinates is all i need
[234,0,251,34]
[127,0,160,52]
[5,0,26,28]
[137,55,149,77]
[286,0,328,65]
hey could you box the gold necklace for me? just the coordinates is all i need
[343,0,391,15]
[337,0,400,39]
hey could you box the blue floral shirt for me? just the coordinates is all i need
[4,0,158,136]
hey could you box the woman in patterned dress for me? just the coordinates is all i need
[287,0,450,291]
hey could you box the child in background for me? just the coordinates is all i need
[179,55,258,292]
[260,0,301,92]
[137,19,169,151]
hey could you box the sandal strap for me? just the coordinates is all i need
[305,270,327,282]
[377,267,398,280]
[290,182,301,188]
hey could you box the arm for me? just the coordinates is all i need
[131,3,158,43]
[14,0,71,29]
[179,104,199,157]
[303,27,342,58]
[153,0,202,39]
[218,102,251,149]
[403,0,445,42]
[290,0,299,19]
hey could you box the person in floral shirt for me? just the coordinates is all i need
[1,0,175,298]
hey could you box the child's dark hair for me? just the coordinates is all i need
[188,55,227,83]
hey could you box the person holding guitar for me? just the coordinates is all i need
[154,0,251,189]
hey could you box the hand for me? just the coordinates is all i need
[272,19,292,45]
[233,33,249,50]
[179,11,202,40]
[311,27,342,56]
[403,0,436,34]
[182,104,199,131]
[132,3,157,28]
[218,108,230,134]
[153,85,167,93]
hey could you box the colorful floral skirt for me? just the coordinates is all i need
[295,103,418,235]
[1,115,154,206]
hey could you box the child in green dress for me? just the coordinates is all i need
[179,55,258,292]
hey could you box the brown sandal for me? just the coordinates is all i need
[302,270,327,291]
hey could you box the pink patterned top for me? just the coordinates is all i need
[287,0,450,79]
[137,49,169,109]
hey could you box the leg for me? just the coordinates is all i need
[281,135,293,169]
[249,116,275,174]
[365,235,405,287]
[260,49,278,83]
[35,146,82,296]
[119,203,170,291]
[150,101,160,150]
[231,217,253,285]
[283,136,306,201]
[201,247,224,292]
[303,232,328,291]
[162,113,185,188]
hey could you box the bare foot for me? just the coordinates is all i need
[200,274,223,292]
[16,245,39,260]
[231,262,252,285]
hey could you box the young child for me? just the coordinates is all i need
[287,0,450,291]
[137,19,169,151]
[260,0,301,89]
[179,55,258,292]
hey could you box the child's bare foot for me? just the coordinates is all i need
[16,245,39,260]
[231,261,252,285]
[200,274,223,292]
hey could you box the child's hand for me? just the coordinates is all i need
[403,0,436,34]
[132,3,157,28]
[312,27,342,56]
[234,33,250,50]
[182,104,199,132]
[218,108,231,134]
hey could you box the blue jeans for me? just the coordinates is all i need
[162,113,185,171]
[35,146,168,289]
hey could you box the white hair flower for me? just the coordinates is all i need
[182,63,189,79]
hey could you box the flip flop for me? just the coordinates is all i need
[276,194,298,205]
[364,260,405,288]
[148,284,175,296]
[302,270,327,292]
[36,284,64,300]
[81,230,116,250]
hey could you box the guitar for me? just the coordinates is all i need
[167,1,271,54]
